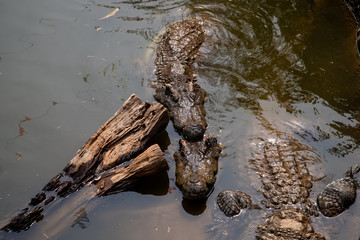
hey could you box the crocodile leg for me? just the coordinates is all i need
[317,166,360,217]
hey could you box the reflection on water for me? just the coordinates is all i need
[181,198,207,216]
[71,207,90,229]
[128,171,170,196]
[1,0,360,239]
[195,1,315,111]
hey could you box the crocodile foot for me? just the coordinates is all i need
[317,166,359,217]
[217,190,256,217]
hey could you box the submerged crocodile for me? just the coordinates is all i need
[154,19,207,141]
[153,19,221,200]
[217,130,359,239]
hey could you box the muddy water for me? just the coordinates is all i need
[1,0,360,239]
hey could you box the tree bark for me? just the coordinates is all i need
[95,144,169,196]
[63,93,169,184]
[1,94,169,233]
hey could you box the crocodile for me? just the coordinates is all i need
[217,130,359,239]
[174,137,222,200]
[153,18,222,200]
[154,19,207,141]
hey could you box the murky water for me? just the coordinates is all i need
[1,0,360,239]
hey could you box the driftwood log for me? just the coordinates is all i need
[94,144,169,196]
[1,94,170,233]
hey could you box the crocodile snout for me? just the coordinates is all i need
[182,178,210,200]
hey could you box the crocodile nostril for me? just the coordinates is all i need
[189,178,200,184]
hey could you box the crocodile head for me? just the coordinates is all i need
[174,137,221,200]
[154,70,207,141]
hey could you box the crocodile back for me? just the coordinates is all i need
[249,132,319,207]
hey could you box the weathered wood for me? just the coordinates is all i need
[38,94,169,198]
[1,94,170,233]
[64,93,169,183]
[95,144,169,196]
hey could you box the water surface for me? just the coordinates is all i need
[1,0,360,239]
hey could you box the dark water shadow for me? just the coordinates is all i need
[127,171,170,196]
[147,129,171,151]
[181,198,207,216]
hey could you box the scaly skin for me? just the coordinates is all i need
[251,134,325,239]
[154,19,207,141]
[317,166,359,217]
[218,132,325,239]
[217,132,359,239]
[249,134,315,208]
[174,137,221,200]
[217,190,258,217]
[256,207,325,240]
[154,19,222,200]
